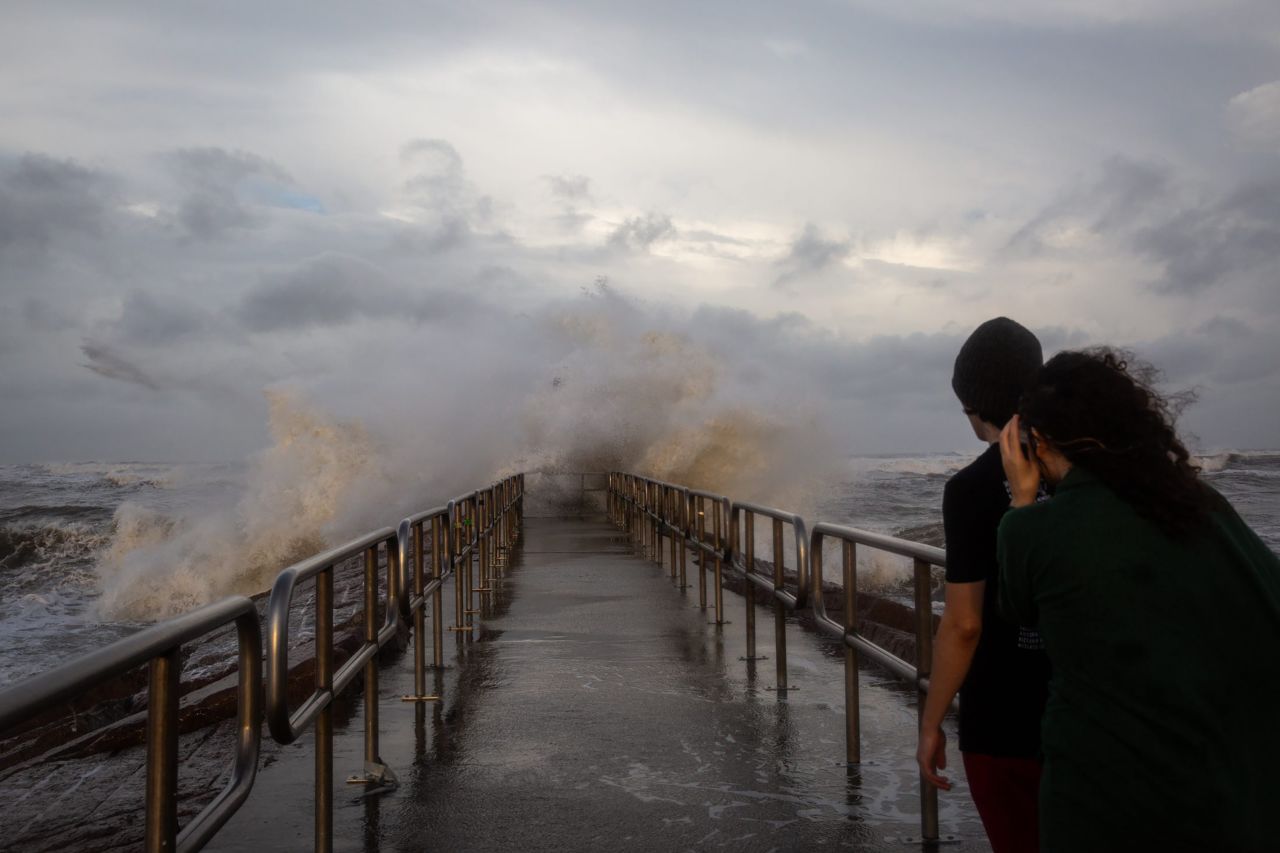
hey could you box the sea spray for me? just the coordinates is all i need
[95,391,384,619]
[93,289,837,620]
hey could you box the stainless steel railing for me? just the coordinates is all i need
[0,473,524,853]
[608,471,945,844]
[0,597,262,853]
[811,521,946,841]
[730,500,808,692]
[265,526,402,851]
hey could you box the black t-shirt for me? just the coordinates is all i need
[943,442,1050,757]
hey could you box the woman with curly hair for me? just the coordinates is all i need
[997,348,1280,853]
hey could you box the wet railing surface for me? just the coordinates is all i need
[0,474,524,853]
[0,469,963,850]
[609,471,951,844]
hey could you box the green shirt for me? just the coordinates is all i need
[998,467,1280,853]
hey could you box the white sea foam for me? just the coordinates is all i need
[94,296,835,620]
[95,391,385,619]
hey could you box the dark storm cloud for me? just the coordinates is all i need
[607,212,676,251]
[1007,157,1172,253]
[773,223,850,289]
[236,253,403,332]
[0,154,110,253]
[166,147,292,240]
[1141,316,1280,387]
[1135,178,1280,295]
[689,303,958,401]
[79,341,161,390]
[113,291,209,346]
[1010,158,1280,297]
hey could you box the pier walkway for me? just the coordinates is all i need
[206,515,989,852]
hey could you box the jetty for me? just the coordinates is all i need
[0,473,990,852]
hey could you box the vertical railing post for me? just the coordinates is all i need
[315,566,334,853]
[363,545,380,773]
[431,515,444,668]
[465,498,477,626]
[679,489,689,589]
[843,540,861,765]
[670,489,680,573]
[144,648,180,853]
[478,494,487,586]
[773,518,788,692]
[913,557,939,841]
[712,501,724,625]
[452,502,465,638]
[412,522,426,697]
[745,511,756,659]
[697,496,708,609]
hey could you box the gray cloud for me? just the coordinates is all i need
[545,174,592,201]
[0,154,110,253]
[401,139,466,201]
[166,147,292,240]
[545,174,594,232]
[79,341,161,390]
[607,212,676,251]
[773,223,850,289]
[1009,157,1280,297]
[1135,178,1280,295]
[113,291,210,346]
[237,253,402,332]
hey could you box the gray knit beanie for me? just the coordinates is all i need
[951,317,1043,426]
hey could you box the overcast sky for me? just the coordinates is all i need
[2,0,1279,465]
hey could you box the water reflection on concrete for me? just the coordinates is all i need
[209,517,988,852]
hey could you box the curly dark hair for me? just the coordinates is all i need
[1018,348,1217,537]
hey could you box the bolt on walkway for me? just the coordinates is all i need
[207,515,990,852]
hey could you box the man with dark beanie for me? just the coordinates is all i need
[917,317,1051,853]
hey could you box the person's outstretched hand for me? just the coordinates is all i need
[917,724,952,790]
[1000,414,1040,508]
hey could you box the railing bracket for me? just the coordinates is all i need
[346,760,399,796]
[400,694,442,702]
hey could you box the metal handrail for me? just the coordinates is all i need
[398,504,453,691]
[265,527,399,743]
[729,500,809,608]
[809,521,945,841]
[264,526,402,852]
[0,473,525,853]
[395,474,524,699]
[0,596,262,853]
[725,500,809,692]
[607,472,946,844]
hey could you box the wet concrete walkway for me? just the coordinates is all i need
[210,517,990,852]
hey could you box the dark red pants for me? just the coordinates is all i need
[962,751,1042,853]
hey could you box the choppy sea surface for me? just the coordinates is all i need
[1,451,1277,686]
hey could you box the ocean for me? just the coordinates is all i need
[2,451,1278,686]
